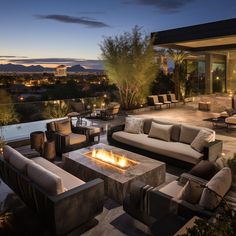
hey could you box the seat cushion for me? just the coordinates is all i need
[112,132,203,164]
[68,133,87,145]
[148,122,173,142]
[55,119,72,135]
[225,116,236,124]
[191,129,215,152]
[159,181,183,198]
[199,167,232,210]
[32,157,85,190]
[27,161,64,195]
[3,145,32,173]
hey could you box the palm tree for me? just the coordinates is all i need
[166,49,189,100]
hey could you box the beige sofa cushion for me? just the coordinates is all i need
[68,133,87,145]
[32,157,85,190]
[143,118,181,142]
[124,117,143,134]
[55,119,72,135]
[177,180,204,204]
[112,131,203,164]
[179,125,201,144]
[27,161,64,195]
[148,122,173,142]
[191,129,215,152]
[3,145,32,173]
[199,167,232,210]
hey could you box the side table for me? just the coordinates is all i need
[43,140,56,161]
[30,131,45,155]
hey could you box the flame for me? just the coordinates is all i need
[91,148,128,168]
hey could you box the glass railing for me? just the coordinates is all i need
[0,96,108,141]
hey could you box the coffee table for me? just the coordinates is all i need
[63,143,165,204]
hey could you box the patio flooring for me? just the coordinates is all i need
[0,104,236,235]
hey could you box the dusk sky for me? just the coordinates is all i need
[0,0,236,69]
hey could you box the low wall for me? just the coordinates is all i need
[193,94,233,112]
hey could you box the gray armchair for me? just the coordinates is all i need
[124,169,232,227]
[46,118,89,156]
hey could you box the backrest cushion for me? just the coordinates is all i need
[124,117,144,134]
[179,125,201,144]
[55,119,72,135]
[3,145,32,173]
[148,122,173,142]
[199,167,232,210]
[145,118,181,142]
[177,180,204,204]
[27,162,64,195]
[191,129,215,152]
[188,160,217,181]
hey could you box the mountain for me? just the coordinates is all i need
[0,63,53,72]
[0,63,103,73]
[67,64,86,72]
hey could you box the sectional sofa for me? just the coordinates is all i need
[0,145,104,236]
[108,117,223,169]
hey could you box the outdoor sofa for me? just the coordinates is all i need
[108,117,223,169]
[0,145,104,236]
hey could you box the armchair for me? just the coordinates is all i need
[124,168,232,227]
[46,118,89,156]
[100,103,120,120]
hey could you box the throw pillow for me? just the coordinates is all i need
[179,125,201,144]
[177,180,204,204]
[148,122,173,142]
[188,160,217,181]
[191,129,215,152]
[199,167,232,210]
[124,117,144,134]
[55,119,72,135]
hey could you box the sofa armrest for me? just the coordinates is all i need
[148,189,175,220]
[173,198,215,219]
[49,178,104,235]
[107,123,125,140]
[179,173,208,186]
[203,139,223,162]
[72,126,90,140]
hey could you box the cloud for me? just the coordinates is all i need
[0,56,27,58]
[8,58,103,70]
[124,0,192,13]
[35,14,109,28]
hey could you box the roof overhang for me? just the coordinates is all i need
[151,18,236,52]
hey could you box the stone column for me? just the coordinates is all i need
[205,54,213,94]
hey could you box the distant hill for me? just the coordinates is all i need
[0,63,103,73]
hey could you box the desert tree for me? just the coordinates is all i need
[100,26,159,110]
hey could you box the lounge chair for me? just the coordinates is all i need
[147,95,163,109]
[167,93,179,106]
[158,94,171,108]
